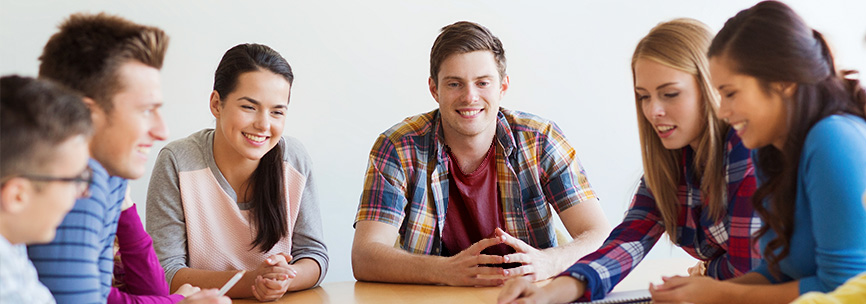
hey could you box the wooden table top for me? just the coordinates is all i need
[234,281,502,303]
[232,257,694,303]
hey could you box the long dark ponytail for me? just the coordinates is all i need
[708,0,866,278]
[213,43,295,252]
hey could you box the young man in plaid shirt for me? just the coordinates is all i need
[352,21,611,286]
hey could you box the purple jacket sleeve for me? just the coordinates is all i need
[108,205,185,304]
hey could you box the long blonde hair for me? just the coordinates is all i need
[632,18,729,242]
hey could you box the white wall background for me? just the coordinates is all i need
[2,0,864,284]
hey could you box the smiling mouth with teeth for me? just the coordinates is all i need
[458,109,482,116]
[657,125,676,132]
[136,146,151,154]
[731,121,747,131]
[243,132,267,142]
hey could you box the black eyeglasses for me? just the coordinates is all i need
[19,167,93,199]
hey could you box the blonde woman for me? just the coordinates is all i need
[648,2,866,303]
[498,18,761,304]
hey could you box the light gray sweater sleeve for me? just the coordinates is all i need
[145,147,189,285]
[284,137,329,287]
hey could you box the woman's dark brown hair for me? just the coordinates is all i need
[707,0,866,278]
[214,43,294,252]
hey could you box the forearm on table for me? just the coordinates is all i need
[290,199,329,287]
[726,271,773,284]
[562,208,666,296]
[289,247,328,287]
[551,196,612,275]
[722,279,799,303]
[542,276,587,303]
[352,241,446,284]
[170,258,320,298]
[287,258,321,291]
[543,225,609,274]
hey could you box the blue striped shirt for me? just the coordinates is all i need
[28,159,126,304]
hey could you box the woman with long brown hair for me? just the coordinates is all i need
[650,2,866,303]
[497,18,761,304]
[147,44,328,301]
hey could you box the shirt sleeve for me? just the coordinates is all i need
[145,148,189,286]
[538,121,597,213]
[27,161,125,304]
[559,178,665,301]
[792,273,866,304]
[706,136,762,279]
[283,138,329,288]
[705,177,762,278]
[109,205,181,303]
[797,117,866,293]
[354,134,409,228]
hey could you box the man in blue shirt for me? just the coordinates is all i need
[25,13,171,303]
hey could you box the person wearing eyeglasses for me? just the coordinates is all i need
[0,75,93,303]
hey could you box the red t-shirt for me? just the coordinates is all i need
[441,143,514,258]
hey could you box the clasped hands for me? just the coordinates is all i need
[250,252,299,302]
[441,228,558,287]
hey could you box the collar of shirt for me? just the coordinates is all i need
[432,108,517,165]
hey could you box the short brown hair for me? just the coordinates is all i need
[38,12,169,112]
[429,21,506,85]
[1,75,92,180]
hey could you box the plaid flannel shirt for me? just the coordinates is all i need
[562,130,761,301]
[355,108,597,255]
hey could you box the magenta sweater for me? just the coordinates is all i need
[108,205,185,304]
